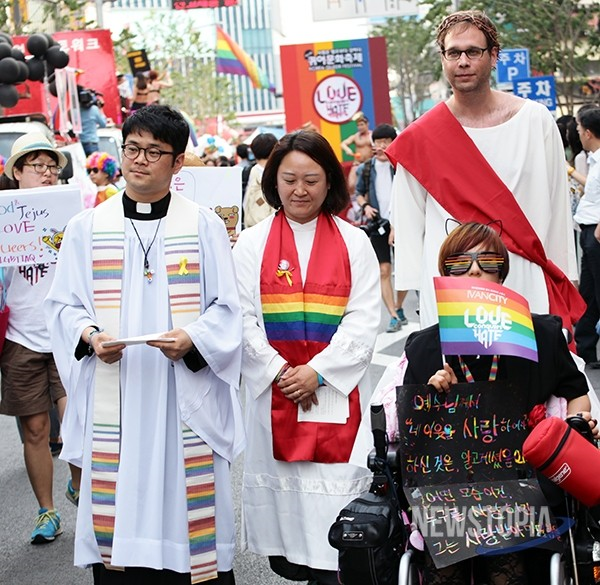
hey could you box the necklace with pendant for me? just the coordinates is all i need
[129,217,162,283]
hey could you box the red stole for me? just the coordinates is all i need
[386,102,585,332]
[260,211,361,463]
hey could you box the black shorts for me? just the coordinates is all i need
[370,230,392,264]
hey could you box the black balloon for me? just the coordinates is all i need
[0,57,20,84]
[0,43,11,60]
[15,61,28,83]
[26,57,45,81]
[27,34,49,58]
[0,84,19,108]
[10,47,25,62]
[48,80,57,97]
[0,33,13,46]
[46,46,69,69]
[43,33,56,48]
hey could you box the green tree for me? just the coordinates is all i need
[122,10,236,122]
[422,0,600,113]
[371,15,438,126]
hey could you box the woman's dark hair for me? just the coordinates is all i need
[135,72,147,90]
[438,222,510,282]
[0,174,17,190]
[122,105,189,158]
[566,118,584,163]
[262,131,349,215]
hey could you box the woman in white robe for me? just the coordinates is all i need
[233,131,381,584]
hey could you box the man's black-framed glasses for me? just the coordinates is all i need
[121,143,175,163]
[441,47,489,61]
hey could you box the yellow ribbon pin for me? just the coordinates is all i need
[276,268,293,287]
[178,257,189,276]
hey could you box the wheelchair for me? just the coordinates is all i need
[362,404,600,585]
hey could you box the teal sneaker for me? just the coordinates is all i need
[386,316,402,333]
[66,478,79,507]
[396,308,408,325]
[31,508,62,544]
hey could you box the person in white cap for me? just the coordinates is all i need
[0,132,80,545]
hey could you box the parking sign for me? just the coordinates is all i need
[496,48,530,83]
[512,76,557,111]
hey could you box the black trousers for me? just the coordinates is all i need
[575,225,600,363]
[92,564,235,585]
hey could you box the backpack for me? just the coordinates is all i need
[328,475,407,585]
[241,162,256,200]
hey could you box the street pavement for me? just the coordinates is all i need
[1,291,599,584]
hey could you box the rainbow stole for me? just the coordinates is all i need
[91,193,217,583]
[260,211,361,463]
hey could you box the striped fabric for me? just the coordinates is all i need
[262,291,347,343]
[91,194,217,582]
[260,211,362,463]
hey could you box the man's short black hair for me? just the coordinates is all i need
[579,106,600,139]
[371,124,397,141]
[236,143,249,159]
[122,105,189,157]
[250,133,278,160]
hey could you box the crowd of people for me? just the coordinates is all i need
[1,8,600,585]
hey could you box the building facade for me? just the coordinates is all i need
[107,0,279,117]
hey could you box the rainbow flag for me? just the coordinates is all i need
[215,26,274,92]
[434,277,538,362]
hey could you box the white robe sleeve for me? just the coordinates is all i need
[182,207,243,389]
[392,164,428,292]
[232,218,287,399]
[44,209,97,466]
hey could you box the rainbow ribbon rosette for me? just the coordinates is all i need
[434,276,538,362]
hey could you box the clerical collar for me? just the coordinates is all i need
[123,192,171,220]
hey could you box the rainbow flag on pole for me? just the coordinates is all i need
[434,277,538,362]
[215,26,274,92]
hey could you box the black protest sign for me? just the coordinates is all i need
[397,382,561,568]
[397,381,529,486]
[127,49,150,75]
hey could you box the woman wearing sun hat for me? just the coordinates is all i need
[0,132,80,545]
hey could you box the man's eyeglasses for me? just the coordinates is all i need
[441,47,489,61]
[443,251,504,276]
[87,168,100,174]
[121,144,175,163]
[23,163,62,176]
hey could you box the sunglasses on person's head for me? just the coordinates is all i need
[87,168,100,174]
[443,251,505,276]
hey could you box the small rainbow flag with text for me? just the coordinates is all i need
[434,277,538,362]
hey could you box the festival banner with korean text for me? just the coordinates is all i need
[171,167,242,238]
[434,277,538,362]
[280,37,392,161]
[397,381,560,568]
[0,185,82,267]
[7,30,120,125]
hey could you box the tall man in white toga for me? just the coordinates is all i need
[45,105,244,585]
[388,10,584,335]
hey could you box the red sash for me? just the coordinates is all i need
[386,102,585,332]
[260,211,361,463]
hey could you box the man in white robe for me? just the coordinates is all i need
[390,10,579,330]
[45,105,243,585]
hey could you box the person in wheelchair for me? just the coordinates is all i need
[399,222,598,584]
